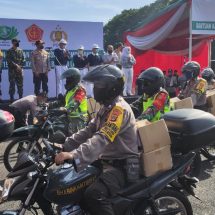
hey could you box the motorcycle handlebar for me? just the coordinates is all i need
[64,159,78,172]
[43,139,55,155]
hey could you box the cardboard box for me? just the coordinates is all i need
[206,90,215,108]
[136,119,171,153]
[208,106,215,116]
[135,119,151,128]
[170,97,193,109]
[87,98,101,119]
[141,145,173,177]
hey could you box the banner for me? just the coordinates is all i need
[0,18,103,99]
[192,0,215,35]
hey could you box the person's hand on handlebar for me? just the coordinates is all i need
[55,151,74,165]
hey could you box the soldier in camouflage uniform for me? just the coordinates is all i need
[6,38,25,101]
[178,61,207,109]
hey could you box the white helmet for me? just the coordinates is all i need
[59,39,67,45]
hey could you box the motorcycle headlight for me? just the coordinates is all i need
[0,177,18,203]
[27,171,39,180]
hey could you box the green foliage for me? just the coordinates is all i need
[104,0,179,48]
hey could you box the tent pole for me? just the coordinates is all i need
[188,0,192,61]
[208,40,212,67]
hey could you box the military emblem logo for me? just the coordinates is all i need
[0,25,19,40]
[25,24,44,42]
[50,25,68,44]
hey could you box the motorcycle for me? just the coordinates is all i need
[0,138,198,215]
[163,108,215,177]
[3,106,69,171]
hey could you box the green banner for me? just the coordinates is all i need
[0,49,96,69]
[192,21,215,31]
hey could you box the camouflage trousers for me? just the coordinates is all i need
[68,116,86,136]
[8,68,23,98]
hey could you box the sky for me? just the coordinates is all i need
[0,0,155,23]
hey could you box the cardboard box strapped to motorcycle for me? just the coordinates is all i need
[206,90,215,115]
[136,119,173,177]
[170,97,193,110]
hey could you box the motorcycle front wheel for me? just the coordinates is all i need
[135,188,193,215]
[3,137,43,172]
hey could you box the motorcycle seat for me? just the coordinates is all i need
[163,109,215,152]
[117,152,195,198]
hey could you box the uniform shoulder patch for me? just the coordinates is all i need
[100,106,124,142]
[195,78,207,93]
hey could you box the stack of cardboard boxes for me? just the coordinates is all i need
[206,90,215,115]
[170,97,193,110]
[136,119,173,177]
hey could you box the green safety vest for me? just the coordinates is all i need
[65,86,88,118]
[143,91,170,122]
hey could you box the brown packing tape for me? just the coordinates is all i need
[155,150,161,155]
[154,143,161,149]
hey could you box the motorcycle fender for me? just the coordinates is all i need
[11,125,39,138]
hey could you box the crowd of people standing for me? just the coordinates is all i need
[0,38,214,102]
[0,39,138,101]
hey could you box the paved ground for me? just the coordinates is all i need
[0,140,215,214]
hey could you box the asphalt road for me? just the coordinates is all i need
[0,140,215,214]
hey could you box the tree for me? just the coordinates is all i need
[104,0,179,48]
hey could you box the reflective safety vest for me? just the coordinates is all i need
[143,91,170,122]
[65,86,88,119]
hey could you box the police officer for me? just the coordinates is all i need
[178,61,207,109]
[201,67,215,90]
[31,40,51,96]
[49,68,88,134]
[6,38,25,101]
[73,45,88,90]
[131,67,170,121]
[55,65,139,215]
[86,44,103,97]
[54,39,71,96]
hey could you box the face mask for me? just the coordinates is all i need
[40,45,44,49]
[93,49,99,54]
[108,50,113,54]
[65,78,77,91]
[184,72,193,81]
[126,48,131,55]
[14,42,19,47]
